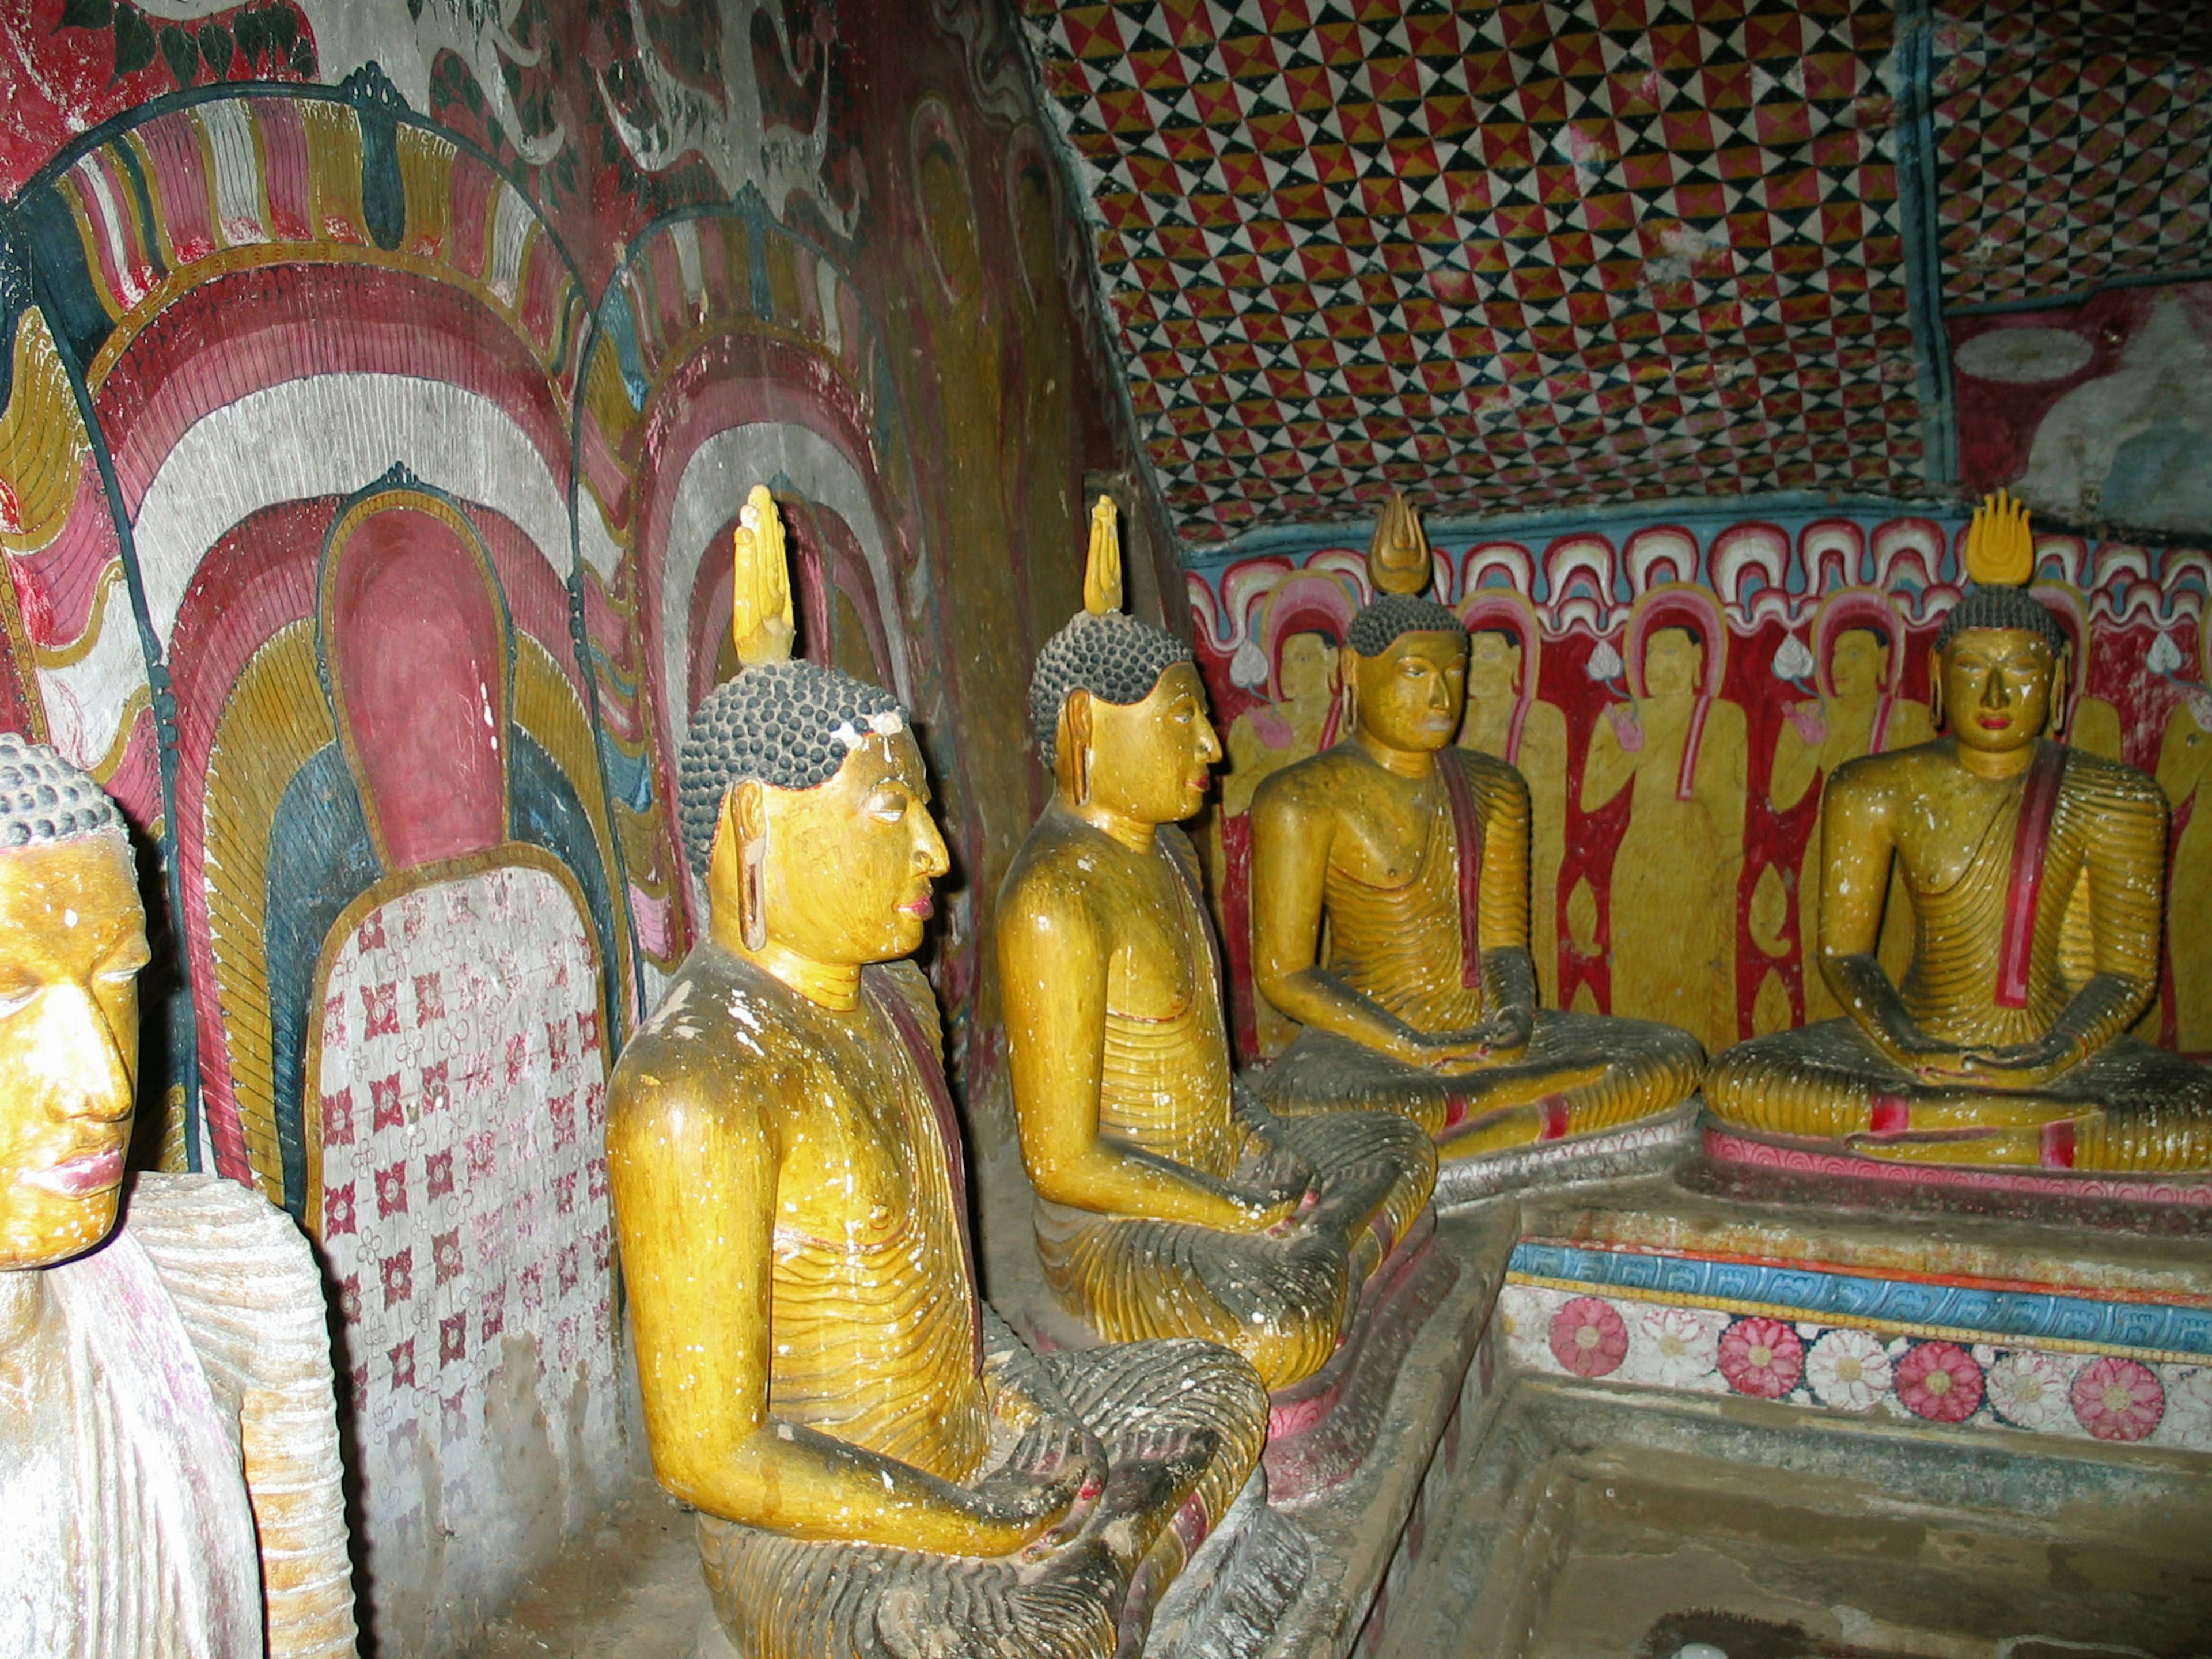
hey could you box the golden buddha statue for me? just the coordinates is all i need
[1246,494,1702,1172]
[1706,492,2212,1172]
[998,498,1436,1395]
[0,736,356,1659]
[606,491,1268,1659]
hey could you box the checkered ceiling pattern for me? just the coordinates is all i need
[1933,0,2212,312]
[1022,0,1927,542]
[1022,1,2212,545]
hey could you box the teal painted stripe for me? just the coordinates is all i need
[1509,1241,2212,1359]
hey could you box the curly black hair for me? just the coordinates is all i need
[1028,611,1194,766]
[677,661,908,875]
[0,733,126,849]
[1346,593,1467,658]
[1931,585,2069,658]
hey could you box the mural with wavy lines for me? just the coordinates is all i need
[1190,514,2212,1065]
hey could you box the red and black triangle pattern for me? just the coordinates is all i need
[1022,0,1927,542]
[1933,0,2212,312]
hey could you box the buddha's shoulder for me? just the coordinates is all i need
[1446,744,1530,805]
[1252,743,1370,812]
[1003,809,1129,904]
[615,954,801,1094]
[1827,739,1950,797]
[119,1173,327,1338]
[2061,745,2166,812]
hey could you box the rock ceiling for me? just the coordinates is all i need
[1019,1,2212,544]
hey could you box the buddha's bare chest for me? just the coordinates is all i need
[768,1050,935,1249]
[1330,776,1445,889]
[1101,862,1209,1018]
[1895,775,2073,896]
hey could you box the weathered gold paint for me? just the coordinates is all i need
[1707,495,2212,1169]
[1001,524,1434,1388]
[0,835,145,1270]
[1249,612,1699,1160]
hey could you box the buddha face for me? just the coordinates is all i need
[1938,627,2058,756]
[1642,627,1702,698]
[1080,662,1222,827]
[1467,630,1522,702]
[1830,628,1888,699]
[0,833,147,1271]
[741,730,950,967]
[1277,632,1336,706]
[1355,630,1468,754]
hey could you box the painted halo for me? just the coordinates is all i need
[1459,585,1543,766]
[1624,582,1729,801]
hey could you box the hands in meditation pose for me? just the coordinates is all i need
[0,737,355,1659]
[1707,493,2212,1172]
[606,491,1267,1659]
[998,499,1435,1393]
[1247,496,1702,1166]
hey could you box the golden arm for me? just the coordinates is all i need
[1964,775,2168,1087]
[1816,763,1956,1072]
[607,1072,1074,1555]
[998,874,1290,1231]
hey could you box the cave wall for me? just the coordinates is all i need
[0,2,1149,1650]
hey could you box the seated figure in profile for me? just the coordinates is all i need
[607,491,1269,1659]
[1247,495,1703,1175]
[1707,493,2212,1172]
[0,736,357,1659]
[998,498,1437,1396]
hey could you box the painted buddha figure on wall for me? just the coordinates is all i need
[0,736,356,1659]
[998,498,1436,1397]
[607,492,1268,1659]
[1247,494,1702,1180]
[1707,494,2212,1173]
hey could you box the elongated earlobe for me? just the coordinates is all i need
[741,830,768,952]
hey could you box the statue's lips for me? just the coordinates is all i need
[899,895,934,919]
[1975,714,2013,730]
[25,1144,123,1196]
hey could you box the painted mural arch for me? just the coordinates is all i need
[576,199,952,974]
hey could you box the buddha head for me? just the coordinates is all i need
[1828,627,1889,701]
[1642,625,1704,699]
[1032,617,1216,827]
[1929,487,2070,755]
[680,661,947,970]
[1033,497,1219,827]
[0,737,146,1272]
[1930,592,2068,758]
[1346,595,1469,756]
[1275,630,1339,710]
[1467,627,1524,703]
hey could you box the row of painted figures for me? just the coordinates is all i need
[1217,552,2212,1061]
[5,484,2211,1657]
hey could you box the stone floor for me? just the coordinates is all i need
[455,1159,2212,1659]
[458,1477,711,1659]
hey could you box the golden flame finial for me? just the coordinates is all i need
[1084,494,1123,617]
[1964,487,2035,589]
[1368,488,1431,596]
[732,484,796,668]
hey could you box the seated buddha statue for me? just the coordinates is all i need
[0,736,356,1659]
[998,498,1437,1395]
[1247,494,1703,1168]
[1706,492,2212,1172]
[607,491,1269,1659]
